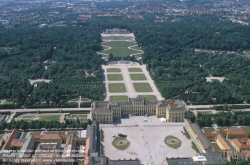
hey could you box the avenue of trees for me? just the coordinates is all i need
[0,118,92,131]
[189,111,250,127]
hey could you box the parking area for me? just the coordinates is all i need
[100,116,196,165]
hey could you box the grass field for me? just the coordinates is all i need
[112,136,130,150]
[128,68,142,72]
[137,95,157,101]
[78,114,87,117]
[81,98,91,102]
[3,100,14,105]
[164,135,182,149]
[21,132,28,139]
[107,68,121,72]
[80,118,87,122]
[30,132,41,135]
[68,131,78,136]
[130,74,147,80]
[110,95,128,102]
[242,126,250,130]
[203,127,215,134]
[102,41,141,57]
[70,98,79,102]
[71,114,87,117]
[107,74,123,81]
[133,83,153,92]
[40,115,60,121]
[108,83,126,93]
[21,116,33,119]
[211,143,221,150]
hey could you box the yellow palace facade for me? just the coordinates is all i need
[91,98,187,124]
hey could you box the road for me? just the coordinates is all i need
[6,112,15,123]
[187,104,250,109]
[0,108,91,113]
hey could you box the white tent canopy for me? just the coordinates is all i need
[160,118,166,122]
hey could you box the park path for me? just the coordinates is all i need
[78,96,81,108]
[139,125,156,165]
[0,99,6,105]
[6,112,15,123]
[96,41,112,60]
[128,43,143,60]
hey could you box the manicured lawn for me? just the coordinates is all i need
[133,83,153,92]
[80,118,87,122]
[78,114,87,117]
[68,131,78,136]
[137,95,157,101]
[102,41,141,57]
[198,111,213,115]
[21,132,28,139]
[203,127,215,134]
[3,100,13,105]
[30,132,41,135]
[108,83,126,93]
[112,137,130,150]
[70,98,79,102]
[242,126,250,130]
[211,143,221,150]
[21,116,33,119]
[81,98,91,101]
[40,115,60,121]
[107,74,123,81]
[110,95,128,102]
[164,135,182,149]
[218,127,230,131]
[130,74,146,80]
[128,68,142,72]
[107,68,121,72]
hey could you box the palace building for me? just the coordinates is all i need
[91,98,187,124]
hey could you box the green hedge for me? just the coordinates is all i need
[0,105,15,109]
[191,141,199,153]
[80,102,91,107]
[26,103,78,109]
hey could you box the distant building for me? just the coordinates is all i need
[104,28,128,34]
[38,23,48,28]
[165,150,226,165]
[220,128,249,139]
[184,119,213,152]
[0,130,86,165]
[91,98,187,124]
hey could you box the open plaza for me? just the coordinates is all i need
[100,116,196,165]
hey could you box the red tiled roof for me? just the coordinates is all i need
[2,129,20,150]
[227,130,248,135]
[40,134,61,140]
[216,134,231,150]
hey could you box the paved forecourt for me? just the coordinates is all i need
[100,116,196,165]
[102,61,164,101]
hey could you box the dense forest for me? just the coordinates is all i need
[0,13,250,107]
[0,23,104,107]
